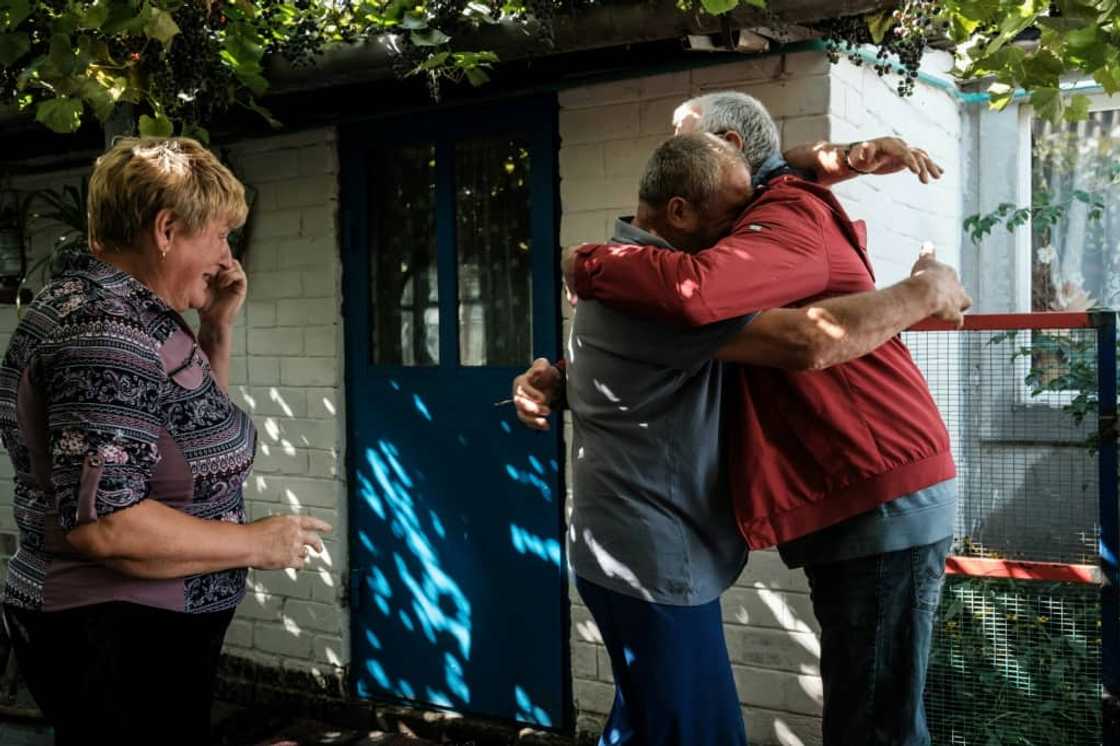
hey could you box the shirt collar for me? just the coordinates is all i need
[613,217,676,250]
[58,249,175,316]
[752,152,788,188]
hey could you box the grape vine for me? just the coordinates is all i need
[0,0,573,138]
[813,1,942,98]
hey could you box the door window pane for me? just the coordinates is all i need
[370,144,439,365]
[456,138,533,366]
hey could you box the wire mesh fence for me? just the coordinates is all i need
[902,322,1100,566]
[902,314,1111,746]
[925,577,1102,746]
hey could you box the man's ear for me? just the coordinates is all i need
[665,196,698,233]
[722,130,745,152]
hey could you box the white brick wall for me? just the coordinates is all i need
[828,51,964,284]
[558,50,965,746]
[225,127,348,681]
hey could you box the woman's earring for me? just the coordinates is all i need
[160,245,169,261]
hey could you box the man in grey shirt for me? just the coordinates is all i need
[515,133,970,746]
[566,153,753,609]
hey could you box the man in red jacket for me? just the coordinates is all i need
[519,92,960,746]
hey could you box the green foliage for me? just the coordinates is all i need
[986,328,1106,456]
[6,0,1118,138]
[928,578,1102,745]
[942,0,1120,124]
[0,0,561,137]
[694,0,1116,122]
[16,178,90,315]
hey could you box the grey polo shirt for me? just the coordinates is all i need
[566,219,752,606]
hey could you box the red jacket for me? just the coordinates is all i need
[571,175,955,549]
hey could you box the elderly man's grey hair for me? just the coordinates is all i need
[638,133,740,209]
[682,91,780,174]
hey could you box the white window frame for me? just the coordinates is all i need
[1014,89,1119,408]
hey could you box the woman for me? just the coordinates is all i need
[0,137,329,743]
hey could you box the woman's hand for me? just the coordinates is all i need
[246,514,333,570]
[199,260,248,330]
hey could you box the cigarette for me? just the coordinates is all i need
[493,398,514,407]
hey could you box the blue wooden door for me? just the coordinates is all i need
[341,97,568,729]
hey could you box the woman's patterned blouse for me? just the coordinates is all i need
[0,252,256,614]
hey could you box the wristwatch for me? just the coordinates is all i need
[844,142,874,174]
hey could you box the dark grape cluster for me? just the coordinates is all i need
[815,0,942,97]
[386,36,428,79]
[250,0,328,68]
[146,2,236,126]
[523,0,557,48]
[429,0,470,38]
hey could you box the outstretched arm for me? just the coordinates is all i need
[783,137,943,187]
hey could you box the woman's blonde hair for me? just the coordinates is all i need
[88,137,248,253]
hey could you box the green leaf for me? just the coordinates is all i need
[464,66,489,86]
[744,0,766,7]
[181,122,210,145]
[400,11,429,29]
[144,7,180,46]
[35,97,84,133]
[988,82,1016,110]
[1063,93,1091,122]
[410,28,451,46]
[1030,87,1063,124]
[81,0,111,29]
[1062,23,1109,69]
[417,51,450,71]
[223,32,264,67]
[235,69,268,97]
[699,0,737,14]
[865,12,896,45]
[46,32,77,76]
[946,13,979,43]
[78,78,115,121]
[102,2,148,35]
[1093,63,1120,94]
[1021,50,1066,88]
[1036,16,1089,32]
[0,31,29,64]
[138,113,173,137]
[1,0,30,30]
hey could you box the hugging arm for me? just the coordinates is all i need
[566,196,831,326]
[716,253,970,370]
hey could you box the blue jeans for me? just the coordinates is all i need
[575,576,748,746]
[803,537,951,746]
